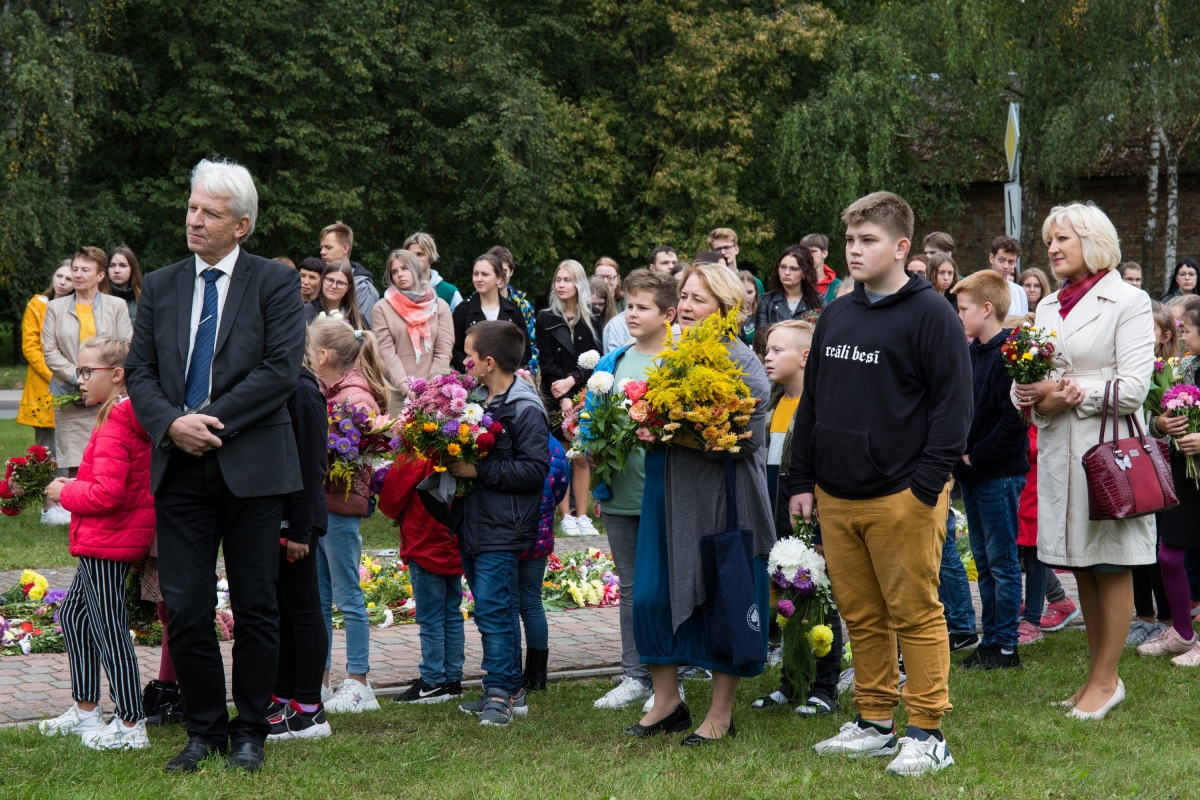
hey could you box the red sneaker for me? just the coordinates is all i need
[1040,597,1080,632]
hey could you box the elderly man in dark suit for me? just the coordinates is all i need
[126,158,306,773]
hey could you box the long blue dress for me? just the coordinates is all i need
[632,448,771,678]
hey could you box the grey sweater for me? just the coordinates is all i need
[663,339,774,632]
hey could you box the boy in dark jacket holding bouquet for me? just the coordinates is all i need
[446,320,550,727]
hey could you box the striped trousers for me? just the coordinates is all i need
[59,556,143,722]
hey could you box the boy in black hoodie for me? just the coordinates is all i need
[950,270,1029,670]
[787,192,971,776]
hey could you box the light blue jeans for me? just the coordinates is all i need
[409,561,466,685]
[317,512,370,675]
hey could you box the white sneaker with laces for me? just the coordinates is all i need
[324,678,380,713]
[885,730,955,776]
[813,719,898,758]
[40,505,71,526]
[574,515,599,536]
[321,683,333,703]
[641,683,685,713]
[559,515,580,536]
[38,703,106,737]
[81,717,150,750]
[593,676,652,709]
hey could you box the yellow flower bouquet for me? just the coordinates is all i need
[642,310,758,452]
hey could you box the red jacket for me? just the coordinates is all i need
[60,397,155,562]
[1017,426,1038,547]
[378,456,463,576]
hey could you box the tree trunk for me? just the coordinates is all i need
[1163,132,1178,285]
[1143,128,1160,274]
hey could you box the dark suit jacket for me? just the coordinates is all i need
[125,249,306,497]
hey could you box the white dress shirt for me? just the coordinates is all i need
[186,245,239,410]
[1007,279,1029,317]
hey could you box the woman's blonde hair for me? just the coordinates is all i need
[1041,202,1121,273]
[385,249,427,293]
[403,232,439,264]
[78,336,129,429]
[677,263,745,317]
[547,260,596,339]
[307,318,392,408]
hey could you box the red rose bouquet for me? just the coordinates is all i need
[0,446,59,517]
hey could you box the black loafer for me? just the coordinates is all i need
[165,737,227,773]
[226,741,266,773]
[623,701,692,737]
[681,718,737,746]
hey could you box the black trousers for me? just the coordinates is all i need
[156,449,283,745]
[274,542,327,705]
[779,607,844,703]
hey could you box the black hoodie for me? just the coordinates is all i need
[785,273,972,506]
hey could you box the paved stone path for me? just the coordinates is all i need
[0,533,1082,726]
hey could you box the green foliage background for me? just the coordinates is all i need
[2,0,1197,323]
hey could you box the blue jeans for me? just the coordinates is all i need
[1019,545,1046,625]
[962,476,1025,649]
[317,512,370,675]
[460,547,521,697]
[513,557,549,652]
[409,562,466,685]
[938,508,977,635]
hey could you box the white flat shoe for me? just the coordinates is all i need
[1050,699,1077,708]
[1067,679,1124,721]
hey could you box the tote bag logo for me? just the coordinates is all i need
[746,604,761,632]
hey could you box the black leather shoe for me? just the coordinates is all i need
[680,718,737,747]
[623,701,692,737]
[226,741,266,773]
[165,737,227,773]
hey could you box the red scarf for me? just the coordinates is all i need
[1057,269,1107,319]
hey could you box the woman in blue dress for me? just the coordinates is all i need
[627,263,774,745]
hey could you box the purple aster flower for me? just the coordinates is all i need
[346,446,360,460]
[441,420,460,438]
[335,438,353,455]
[338,418,355,434]
[480,415,493,428]
[777,599,795,618]
[347,428,361,445]
[44,589,66,606]
[771,569,791,590]
[792,574,816,595]
[328,433,339,449]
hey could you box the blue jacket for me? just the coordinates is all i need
[579,343,634,501]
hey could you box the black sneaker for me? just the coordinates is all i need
[267,703,294,740]
[394,678,453,705]
[949,633,981,653]
[959,644,997,670]
[445,680,463,698]
[285,704,331,739]
[988,647,1022,670]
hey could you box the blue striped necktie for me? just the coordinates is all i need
[184,268,222,410]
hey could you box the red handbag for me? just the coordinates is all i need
[325,466,371,517]
[1082,380,1178,521]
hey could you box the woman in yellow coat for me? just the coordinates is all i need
[18,262,74,442]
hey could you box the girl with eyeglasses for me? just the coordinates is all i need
[755,245,822,336]
[305,260,366,329]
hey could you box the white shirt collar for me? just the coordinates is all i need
[194,245,241,278]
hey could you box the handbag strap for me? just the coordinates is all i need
[1097,380,1114,446]
[723,453,739,532]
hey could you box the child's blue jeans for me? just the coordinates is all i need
[317,512,370,675]
[962,476,1026,650]
[937,508,977,636]
[460,547,521,698]
[409,561,466,686]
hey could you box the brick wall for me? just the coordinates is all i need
[919,173,1200,295]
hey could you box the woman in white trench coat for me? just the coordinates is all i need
[1013,202,1155,721]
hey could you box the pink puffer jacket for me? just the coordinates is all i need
[60,396,155,562]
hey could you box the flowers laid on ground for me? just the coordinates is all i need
[357,554,416,627]
[327,399,397,496]
[768,520,834,696]
[0,445,59,517]
[1002,324,1058,423]
[642,310,758,451]
[541,549,620,611]
[1,571,66,656]
[1163,382,1200,486]
[395,371,498,496]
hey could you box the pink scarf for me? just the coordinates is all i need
[1057,269,1107,319]
[384,286,437,363]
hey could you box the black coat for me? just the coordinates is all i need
[755,290,817,333]
[535,309,599,402]
[283,368,329,545]
[451,293,532,372]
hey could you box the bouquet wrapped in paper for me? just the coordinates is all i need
[0,445,59,517]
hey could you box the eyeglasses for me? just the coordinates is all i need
[76,366,117,381]
[713,245,736,254]
[324,278,349,290]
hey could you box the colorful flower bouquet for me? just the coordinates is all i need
[577,359,653,488]
[640,311,757,452]
[1163,382,1200,486]
[0,445,59,516]
[395,371,499,498]
[1,571,67,656]
[541,549,620,611]
[327,400,397,497]
[767,520,834,698]
[1002,324,1058,423]
[1146,356,1179,416]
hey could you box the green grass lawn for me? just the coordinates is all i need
[3,631,1200,797]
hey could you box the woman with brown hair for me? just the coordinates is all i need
[106,246,144,327]
[755,245,822,334]
[305,260,365,329]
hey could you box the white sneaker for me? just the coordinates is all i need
[813,718,899,758]
[641,683,685,713]
[321,683,333,703]
[574,515,599,536]
[324,678,380,713]
[81,717,150,750]
[593,676,652,709]
[885,730,955,776]
[559,515,580,536]
[38,703,106,737]
[40,505,71,525]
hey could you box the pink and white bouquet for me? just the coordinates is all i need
[1163,382,1200,486]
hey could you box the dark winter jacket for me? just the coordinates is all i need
[755,290,818,333]
[951,329,1030,485]
[535,309,599,403]
[451,293,532,372]
[452,377,550,553]
[282,368,329,545]
[785,273,973,507]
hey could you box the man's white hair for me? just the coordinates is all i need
[191,158,259,242]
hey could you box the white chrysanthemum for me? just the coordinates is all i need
[794,546,828,587]
[461,403,484,425]
[768,537,826,587]
[587,371,615,394]
[617,378,632,392]
[565,448,582,460]
[578,349,601,369]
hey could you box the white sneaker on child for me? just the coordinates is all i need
[81,717,150,750]
[574,515,599,536]
[641,683,685,713]
[40,505,71,526]
[38,703,106,737]
[324,678,380,713]
[560,515,580,536]
[593,677,652,709]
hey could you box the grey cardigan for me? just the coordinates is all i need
[663,338,774,632]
